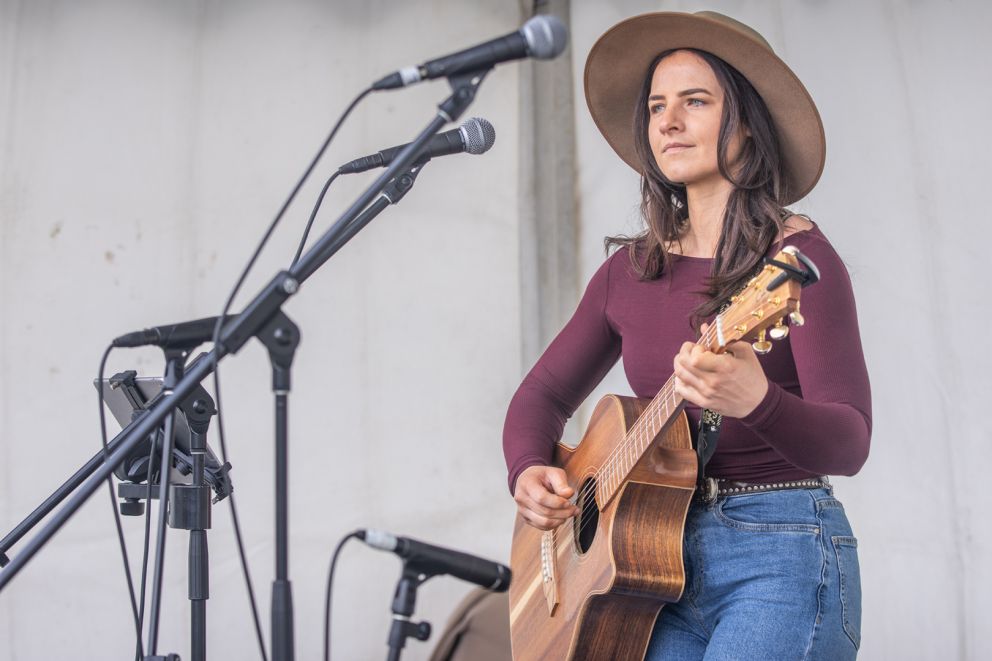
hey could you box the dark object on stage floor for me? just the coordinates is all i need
[429,588,510,661]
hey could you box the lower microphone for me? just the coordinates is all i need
[112,316,222,349]
[359,529,511,592]
[338,117,495,174]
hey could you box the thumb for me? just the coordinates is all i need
[727,339,757,361]
[545,468,574,497]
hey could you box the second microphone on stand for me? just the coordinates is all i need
[338,117,495,174]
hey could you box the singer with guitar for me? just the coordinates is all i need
[503,12,871,661]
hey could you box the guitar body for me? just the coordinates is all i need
[508,394,698,661]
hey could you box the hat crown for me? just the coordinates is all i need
[693,11,774,52]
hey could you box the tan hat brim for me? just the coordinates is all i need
[584,12,825,205]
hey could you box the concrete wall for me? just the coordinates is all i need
[1,1,989,660]
[1,2,526,659]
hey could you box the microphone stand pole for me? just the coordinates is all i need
[0,67,490,661]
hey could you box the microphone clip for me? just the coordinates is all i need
[439,68,490,123]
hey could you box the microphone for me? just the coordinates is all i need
[112,316,221,349]
[338,117,495,174]
[359,529,511,592]
[372,15,568,90]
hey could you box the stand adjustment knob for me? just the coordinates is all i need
[120,499,145,517]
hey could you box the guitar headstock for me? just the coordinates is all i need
[708,246,819,355]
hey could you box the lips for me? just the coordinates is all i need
[663,143,692,153]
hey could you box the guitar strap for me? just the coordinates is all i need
[694,265,761,477]
[695,408,722,475]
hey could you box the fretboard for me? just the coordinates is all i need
[595,374,688,505]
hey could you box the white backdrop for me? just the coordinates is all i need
[1,1,989,660]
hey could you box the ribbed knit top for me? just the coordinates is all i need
[502,224,872,493]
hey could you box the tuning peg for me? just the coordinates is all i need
[769,319,789,340]
[752,329,772,354]
[789,302,805,327]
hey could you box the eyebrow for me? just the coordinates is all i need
[648,88,714,101]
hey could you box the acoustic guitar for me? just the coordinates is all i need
[508,247,818,660]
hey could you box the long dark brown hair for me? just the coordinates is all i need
[607,48,792,328]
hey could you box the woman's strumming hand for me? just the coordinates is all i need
[673,323,769,419]
[513,465,581,531]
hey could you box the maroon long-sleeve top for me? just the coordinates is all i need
[503,225,872,494]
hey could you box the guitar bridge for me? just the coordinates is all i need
[540,530,559,615]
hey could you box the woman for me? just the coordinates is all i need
[503,11,871,660]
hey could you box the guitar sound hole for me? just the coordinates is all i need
[573,477,599,555]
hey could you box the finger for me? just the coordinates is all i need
[687,349,726,373]
[521,511,555,530]
[679,366,713,399]
[529,487,576,512]
[726,340,757,361]
[676,382,710,409]
[515,495,559,519]
[521,508,569,531]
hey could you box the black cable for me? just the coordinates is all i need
[133,435,157,661]
[206,85,373,661]
[323,530,363,661]
[290,170,341,268]
[210,85,373,353]
[96,344,145,660]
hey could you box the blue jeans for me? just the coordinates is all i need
[645,487,862,660]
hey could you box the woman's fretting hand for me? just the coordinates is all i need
[513,465,581,531]
[673,323,769,418]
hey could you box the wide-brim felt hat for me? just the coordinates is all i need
[584,11,825,205]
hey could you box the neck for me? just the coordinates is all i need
[678,179,734,258]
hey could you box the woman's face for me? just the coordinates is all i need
[646,50,744,188]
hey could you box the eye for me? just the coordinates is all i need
[687,98,705,107]
[649,102,666,114]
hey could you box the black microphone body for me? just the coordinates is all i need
[339,127,466,174]
[421,31,528,81]
[112,316,221,349]
[372,15,567,90]
[361,529,511,592]
[338,117,495,175]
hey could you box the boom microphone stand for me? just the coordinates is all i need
[0,68,490,661]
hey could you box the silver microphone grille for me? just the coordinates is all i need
[459,117,496,155]
[521,15,568,60]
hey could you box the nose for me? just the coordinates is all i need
[655,105,683,133]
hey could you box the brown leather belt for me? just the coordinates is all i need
[699,476,830,503]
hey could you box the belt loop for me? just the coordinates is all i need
[701,477,719,503]
[822,475,833,496]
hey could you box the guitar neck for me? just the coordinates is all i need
[595,372,688,504]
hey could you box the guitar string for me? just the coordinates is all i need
[565,277,776,519]
[544,322,719,553]
[551,286,786,553]
[547,368,684,554]
[549,362,688,552]
[535,266,789,573]
[548,290,780,555]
